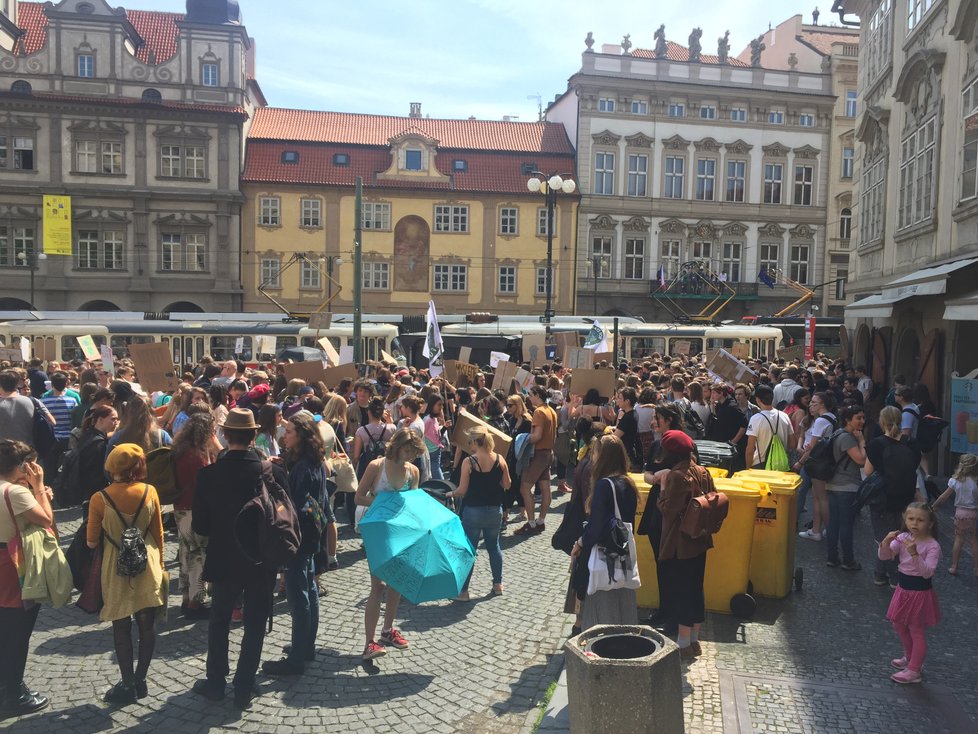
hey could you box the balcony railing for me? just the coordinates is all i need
[648,280,758,298]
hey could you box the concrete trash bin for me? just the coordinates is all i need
[564,624,685,734]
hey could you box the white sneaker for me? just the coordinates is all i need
[798,529,823,541]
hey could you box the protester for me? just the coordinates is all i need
[0,370,35,444]
[744,384,795,470]
[515,386,557,535]
[76,405,117,506]
[932,454,978,577]
[107,396,172,455]
[825,405,867,572]
[422,394,448,482]
[353,397,395,480]
[795,391,838,540]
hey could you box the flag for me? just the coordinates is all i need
[582,320,609,352]
[657,266,667,287]
[423,300,445,376]
[758,266,776,289]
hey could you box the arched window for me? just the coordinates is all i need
[840,207,852,240]
[11,80,32,95]
[141,88,162,104]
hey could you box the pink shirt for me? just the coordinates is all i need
[878,532,940,578]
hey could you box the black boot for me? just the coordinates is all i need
[103,680,137,705]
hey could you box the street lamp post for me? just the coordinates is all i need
[16,245,45,309]
[527,173,576,325]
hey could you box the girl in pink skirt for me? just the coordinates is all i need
[878,502,941,684]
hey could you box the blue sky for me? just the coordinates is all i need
[120,0,834,120]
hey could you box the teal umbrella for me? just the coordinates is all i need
[359,489,474,604]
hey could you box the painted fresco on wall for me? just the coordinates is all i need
[394,215,430,292]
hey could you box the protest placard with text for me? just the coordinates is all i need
[129,342,180,393]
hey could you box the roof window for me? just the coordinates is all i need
[281,151,299,164]
[333,153,350,166]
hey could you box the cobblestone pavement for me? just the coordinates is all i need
[7,494,978,734]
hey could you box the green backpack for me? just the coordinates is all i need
[145,446,179,504]
[762,414,791,472]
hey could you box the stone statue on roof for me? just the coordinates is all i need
[654,25,667,58]
[585,32,594,52]
[718,31,730,63]
[621,34,632,55]
[750,34,765,67]
[688,28,702,62]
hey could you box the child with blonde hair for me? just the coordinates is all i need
[933,453,978,576]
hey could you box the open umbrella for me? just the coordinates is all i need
[276,345,327,362]
[359,489,474,604]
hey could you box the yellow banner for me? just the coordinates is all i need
[42,195,72,256]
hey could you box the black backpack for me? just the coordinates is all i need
[677,399,706,440]
[901,408,948,453]
[101,485,151,577]
[805,423,844,482]
[234,461,300,569]
[53,446,82,508]
[357,425,388,478]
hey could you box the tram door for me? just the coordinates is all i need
[172,337,204,368]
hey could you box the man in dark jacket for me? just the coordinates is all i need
[191,408,282,710]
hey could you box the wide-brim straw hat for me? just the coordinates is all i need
[220,407,259,430]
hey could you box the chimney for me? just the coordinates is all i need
[409,102,422,118]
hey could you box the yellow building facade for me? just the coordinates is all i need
[241,108,579,318]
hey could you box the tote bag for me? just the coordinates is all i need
[586,478,641,595]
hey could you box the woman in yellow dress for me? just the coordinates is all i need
[86,444,164,704]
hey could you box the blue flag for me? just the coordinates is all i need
[758,266,776,289]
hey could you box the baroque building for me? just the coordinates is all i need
[0,0,263,312]
[240,106,578,317]
[547,31,835,321]
[840,0,978,465]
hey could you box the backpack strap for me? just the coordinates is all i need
[100,484,151,546]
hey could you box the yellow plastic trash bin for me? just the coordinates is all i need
[630,474,660,610]
[734,471,802,598]
[703,481,761,617]
[706,466,730,479]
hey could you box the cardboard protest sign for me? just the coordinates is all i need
[318,338,341,367]
[128,342,180,393]
[522,334,547,367]
[566,368,617,400]
[515,367,535,391]
[77,335,100,361]
[593,352,614,365]
[491,360,519,391]
[554,331,579,362]
[283,360,327,385]
[730,342,750,360]
[307,312,332,331]
[0,347,23,363]
[489,351,509,368]
[458,346,472,364]
[257,335,277,356]
[564,347,594,370]
[321,363,360,389]
[706,348,757,386]
[33,337,55,362]
[454,361,479,388]
[452,409,513,455]
[381,350,398,365]
[338,345,354,364]
[443,360,458,385]
[672,340,691,356]
[99,344,115,375]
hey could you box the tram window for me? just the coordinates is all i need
[110,335,154,358]
[210,336,253,361]
[172,339,182,366]
[61,335,106,362]
[365,338,376,361]
[629,337,666,358]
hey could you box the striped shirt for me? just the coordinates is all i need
[41,394,78,440]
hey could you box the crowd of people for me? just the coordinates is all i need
[0,343,972,717]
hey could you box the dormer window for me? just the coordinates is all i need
[453,159,467,172]
[404,149,422,171]
[281,151,299,164]
[77,53,94,78]
[521,162,537,175]
[202,62,219,87]
[333,153,349,166]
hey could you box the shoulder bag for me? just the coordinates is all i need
[586,478,641,595]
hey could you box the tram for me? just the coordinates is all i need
[740,316,845,359]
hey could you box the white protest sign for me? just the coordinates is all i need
[339,345,355,364]
[318,338,341,367]
[258,335,277,356]
[99,344,115,375]
[458,346,472,364]
[234,337,244,355]
[20,337,30,362]
[490,351,509,368]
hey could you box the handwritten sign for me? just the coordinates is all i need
[672,340,691,356]
[458,346,472,364]
[489,351,509,368]
[554,331,579,362]
[234,337,244,355]
[128,342,180,393]
[515,367,535,391]
[455,361,479,388]
[76,335,100,361]
[451,408,513,455]
[522,334,547,366]
[566,368,617,400]
[20,337,30,362]
[99,344,115,375]
[322,363,360,389]
[0,347,23,363]
[257,335,277,356]
[492,360,519,391]
[565,347,594,370]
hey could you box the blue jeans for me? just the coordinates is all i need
[826,490,857,565]
[461,505,503,590]
[428,448,444,481]
[284,554,318,666]
[796,466,813,520]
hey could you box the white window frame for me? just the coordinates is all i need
[434,204,469,233]
[591,236,613,278]
[75,137,122,175]
[667,103,685,118]
[793,165,814,206]
[159,141,206,179]
[695,158,717,201]
[840,208,852,240]
[768,110,785,125]
[861,157,886,243]
[627,154,648,197]
[660,239,681,279]
[726,160,746,202]
[623,238,645,280]
[898,117,936,229]
[594,152,615,195]
[664,155,685,199]
[498,265,516,294]
[300,198,321,228]
[699,106,717,120]
[259,196,281,227]
[764,163,783,204]
[962,113,978,202]
[691,241,713,269]
[433,263,467,292]
[721,242,742,282]
[759,243,780,274]
[631,100,648,115]
[598,98,616,112]
[537,207,554,236]
[300,259,321,289]
[844,91,858,117]
[260,257,281,288]
[499,206,518,235]
[76,229,124,270]
[790,244,810,284]
[77,53,94,78]
[362,202,391,230]
[535,266,554,296]
[202,62,219,87]
[161,232,206,272]
[842,147,855,179]
[362,261,390,290]
[0,225,35,268]
[798,113,816,127]
[907,0,935,33]
[730,107,747,122]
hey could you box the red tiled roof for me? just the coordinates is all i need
[242,141,576,196]
[0,89,247,116]
[248,108,575,155]
[632,41,751,68]
[16,2,183,64]
[799,29,857,56]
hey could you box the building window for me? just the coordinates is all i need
[624,238,645,280]
[768,110,785,125]
[962,114,978,202]
[598,98,616,112]
[333,153,349,166]
[660,239,681,279]
[499,207,518,235]
[594,152,615,195]
[161,232,206,272]
[362,202,391,230]
[695,158,717,201]
[281,151,299,164]
[790,244,810,283]
[537,207,554,236]
[691,241,713,270]
[730,107,747,122]
[260,257,281,288]
[866,0,893,83]
[404,149,422,170]
[725,160,746,202]
[77,53,94,78]
[699,106,717,120]
[627,154,647,197]
[861,156,886,243]
[0,133,35,170]
[835,270,848,300]
[763,163,783,204]
[259,197,280,226]
[664,155,685,199]
[759,243,779,274]
[667,103,685,118]
[631,100,648,115]
[76,230,124,270]
[842,147,855,179]
[898,117,936,228]
[591,236,613,278]
[300,260,321,289]
[840,208,852,240]
[202,62,219,87]
[907,0,935,32]
[452,159,467,172]
[798,113,815,127]
[300,198,321,228]
[159,142,206,179]
[535,266,553,296]
[74,138,123,174]
[721,242,742,282]
[433,264,467,292]
[434,204,469,233]
[0,226,35,268]
[793,165,814,206]
[844,90,858,117]
[498,265,516,294]
[362,262,390,290]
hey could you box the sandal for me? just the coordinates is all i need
[948,566,957,575]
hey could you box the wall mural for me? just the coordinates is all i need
[394,215,430,292]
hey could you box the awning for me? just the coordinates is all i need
[881,256,978,300]
[944,290,978,321]
[844,293,901,318]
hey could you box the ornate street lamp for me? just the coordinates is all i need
[527,173,576,325]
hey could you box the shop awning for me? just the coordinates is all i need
[943,290,978,321]
[844,293,901,318]
[880,256,978,300]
